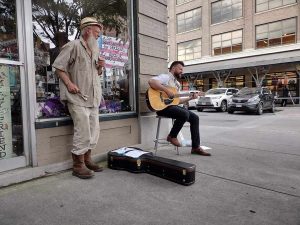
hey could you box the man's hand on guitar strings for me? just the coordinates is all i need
[190,92,199,99]
[165,89,175,99]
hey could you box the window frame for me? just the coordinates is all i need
[255,17,297,49]
[255,0,297,13]
[211,29,243,56]
[211,0,243,25]
[176,8,201,34]
[177,39,202,61]
[176,0,193,6]
[31,0,138,124]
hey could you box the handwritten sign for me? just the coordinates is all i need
[0,65,13,159]
[98,35,129,69]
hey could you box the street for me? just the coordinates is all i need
[0,107,299,225]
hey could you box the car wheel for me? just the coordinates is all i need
[269,102,275,113]
[220,100,227,112]
[256,102,263,115]
[197,108,203,112]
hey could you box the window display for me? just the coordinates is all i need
[0,0,19,61]
[32,0,133,119]
[262,72,298,104]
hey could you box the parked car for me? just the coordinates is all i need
[196,88,239,112]
[227,87,275,115]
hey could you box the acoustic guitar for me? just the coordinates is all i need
[146,86,202,111]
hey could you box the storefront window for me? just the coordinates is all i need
[209,78,218,89]
[32,0,133,119]
[225,75,245,89]
[195,79,204,91]
[0,0,19,61]
[262,72,298,99]
[0,64,23,159]
[209,76,245,89]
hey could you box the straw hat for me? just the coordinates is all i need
[80,17,103,30]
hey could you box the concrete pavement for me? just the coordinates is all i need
[0,107,299,225]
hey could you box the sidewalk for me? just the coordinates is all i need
[0,107,300,225]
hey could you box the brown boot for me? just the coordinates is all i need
[72,153,94,179]
[84,150,103,172]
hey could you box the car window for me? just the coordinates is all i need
[262,88,270,94]
[238,87,261,95]
[206,89,226,95]
[227,89,235,95]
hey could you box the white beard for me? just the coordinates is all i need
[87,35,99,54]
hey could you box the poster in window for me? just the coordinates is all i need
[98,35,129,69]
[0,65,13,159]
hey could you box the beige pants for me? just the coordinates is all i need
[67,103,100,155]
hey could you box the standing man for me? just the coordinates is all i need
[281,85,289,107]
[148,61,211,156]
[53,17,105,179]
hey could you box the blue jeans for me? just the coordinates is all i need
[157,105,200,148]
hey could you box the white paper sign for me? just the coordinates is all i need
[0,65,13,159]
[112,147,150,158]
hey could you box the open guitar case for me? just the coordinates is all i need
[107,147,196,186]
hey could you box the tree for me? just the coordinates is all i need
[32,0,127,47]
[212,70,232,88]
[247,66,270,87]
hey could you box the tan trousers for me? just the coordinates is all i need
[67,103,100,155]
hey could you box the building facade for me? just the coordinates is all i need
[0,0,168,186]
[168,0,300,103]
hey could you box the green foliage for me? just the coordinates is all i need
[32,0,127,47]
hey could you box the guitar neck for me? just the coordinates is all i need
[176,93,192,98]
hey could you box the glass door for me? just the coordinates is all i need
[0,0,32,172]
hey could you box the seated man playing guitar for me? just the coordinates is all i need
[148,61,211,156]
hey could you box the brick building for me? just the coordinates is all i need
[168,0,300,102]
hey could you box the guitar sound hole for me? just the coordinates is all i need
[164,99,173,105]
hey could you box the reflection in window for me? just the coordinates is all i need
[32,0,133,119]
[0,0,19,61]
[176,0,193,5]
[209,78,218,89]
[195,79,204,91]
[225,75,245,88]
[211,0,242,24]
[256,0,297,12]
[0,64,23,159]
[256,18,296,49]
[212,30,243,55]
[177,8,201,33]
[177,39,201,61]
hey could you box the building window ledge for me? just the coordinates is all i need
[35,112,138,129]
